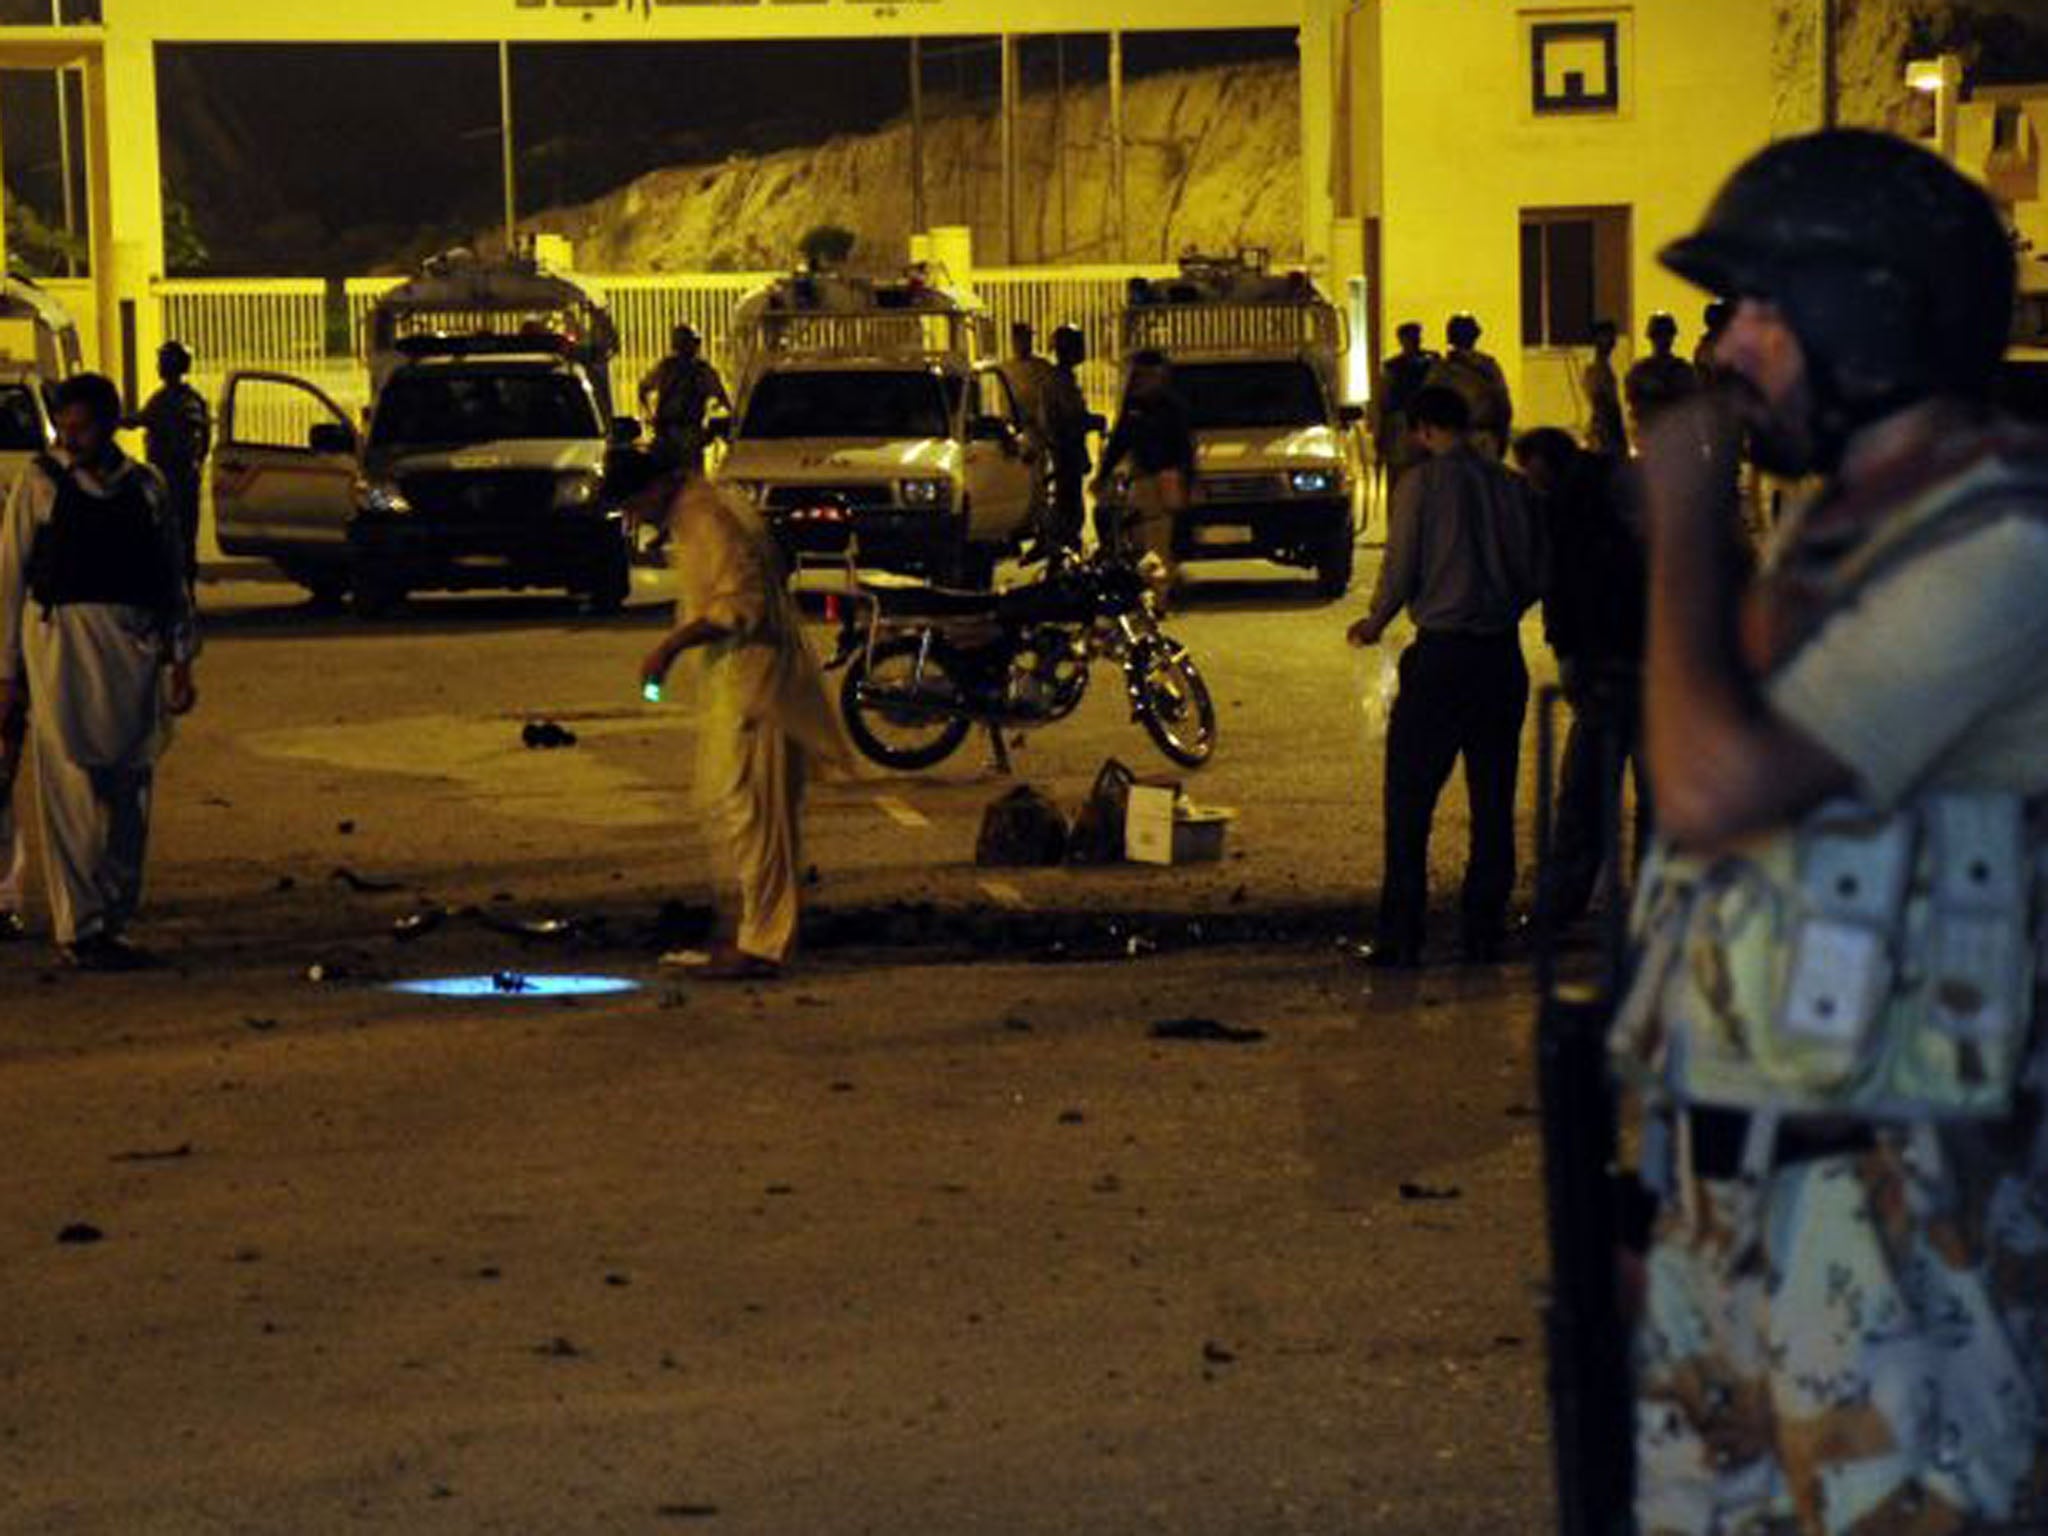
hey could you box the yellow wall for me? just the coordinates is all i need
[1371,0,1783,435]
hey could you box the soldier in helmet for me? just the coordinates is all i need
[133,340,211,584]
[1624,310,1699,447]
[1693,297,1733,386]
[1622,130,2048,1533]
[638,322,731,479]
[1373,320,1439,490]
[1037,323,1094,559]
[1582,319,1627,458]
[1425,312,1513,459]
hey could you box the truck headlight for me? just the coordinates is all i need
[899,477,951,509]
[356,479,411,516]
[1289,469,1342,496]
[555,474,602,509]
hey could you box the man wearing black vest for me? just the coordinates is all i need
[0,372,197,970]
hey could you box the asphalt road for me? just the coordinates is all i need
[1,555,1575,1535]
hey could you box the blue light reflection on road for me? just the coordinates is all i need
[388,973,642,999]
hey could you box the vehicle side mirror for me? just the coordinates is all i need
[308,422,357,456]
[1339,403,1366,427]
[704,415,732,442]
[968,414,1012,444]
[609,416,642,445]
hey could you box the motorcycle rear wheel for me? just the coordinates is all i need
[841,635,976,771]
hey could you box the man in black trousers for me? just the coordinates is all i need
[1347,385,1545,966]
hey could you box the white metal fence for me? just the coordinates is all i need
[157,264,1179,431]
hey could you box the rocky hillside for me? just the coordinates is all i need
[1774,0,2048,137]
[518,60,1302,272]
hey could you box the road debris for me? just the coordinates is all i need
[1398,1182,1463,1202]
[110,1143,192,1163]
[532,1336,582,1358]
[521,720,580,749]
[330,866,403,894]
[1201,1341,1238,1365]
[391,907,447,942]
[1149,1017,1267,1044]
[55,1222,103,1244]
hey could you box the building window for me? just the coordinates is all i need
[1529,18,1622,116]
[1521,206,1630,348]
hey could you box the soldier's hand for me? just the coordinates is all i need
[1640,391,1744,532]
[1346,617,1381,649]
[164,662,198,717]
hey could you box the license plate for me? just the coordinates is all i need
[1192,525,1243,548]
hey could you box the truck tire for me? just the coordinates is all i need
[1313,524,1357,599]
[350,565,406,619]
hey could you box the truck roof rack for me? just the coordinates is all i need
[734,267,994,380]
[1118,249,1342,357]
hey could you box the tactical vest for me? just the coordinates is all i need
[25,455,175,616]
[1614,441,2048,1135]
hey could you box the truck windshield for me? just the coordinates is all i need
[1171,361,1328,430]
[371,370,601,448]
[741,370,954,441]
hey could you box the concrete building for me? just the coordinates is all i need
[1345,0,1783,433]
[1958,83,2048,341]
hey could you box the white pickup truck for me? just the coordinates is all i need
[715,271,1048,588]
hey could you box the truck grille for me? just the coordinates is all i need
[399,470,561,522]
[765,483,896,512]
[1197,473,1286,505]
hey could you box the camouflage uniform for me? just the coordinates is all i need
[1631,425,2048,1535]
[1637,1130,2048,1535]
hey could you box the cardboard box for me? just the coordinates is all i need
[1125,782,1235,865]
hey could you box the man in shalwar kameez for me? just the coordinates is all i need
[0,373,197,970]
[0,691,24,941]
[633,466,847,980]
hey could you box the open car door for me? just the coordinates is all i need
[212,371,360,565]
[963,367,1035,544]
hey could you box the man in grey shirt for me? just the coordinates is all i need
[1348,384,1545,965]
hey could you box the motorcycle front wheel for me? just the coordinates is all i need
[1130,637,1217,768]
[840,635,976,771]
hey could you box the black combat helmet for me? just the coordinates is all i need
[1661,129,2014,457]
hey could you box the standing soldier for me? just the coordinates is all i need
[1622,130,2048,1534]
[1095,349,1196,602]
[1038,323,1094,559]
[631,460,848,981]
[997,321,1057,441]
[0,373,197,970]
[638,323,731,479]
[1624,310,1699,447]
[134,340,211,584]
[1692,296,1732,385]
[1347,385,1545,967]
[1581,319,1628,458]
[1374,320,1439,492]
[1426,312,1514,459]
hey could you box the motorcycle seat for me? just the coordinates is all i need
[860,579,999,619]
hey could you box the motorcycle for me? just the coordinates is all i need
[829,552,1217,772]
